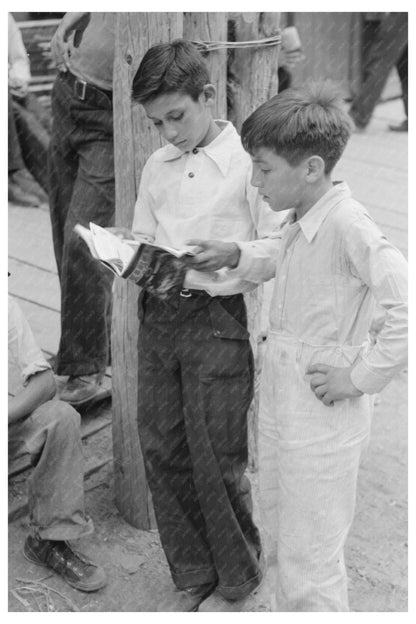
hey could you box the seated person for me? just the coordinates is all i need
[8,13,48,206]
[8,295,106,592]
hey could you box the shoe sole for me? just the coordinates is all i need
[23,547,107,592]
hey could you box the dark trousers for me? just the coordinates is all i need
[350,12,408,128]
[8,90,24,173]
[278,66,292,93]
[48,73,115,376]
[137,291,262,599]
[396,44,408,118]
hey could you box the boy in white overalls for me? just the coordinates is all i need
[188,82,408,611]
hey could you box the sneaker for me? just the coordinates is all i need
[388,119,408,132]
[59,373,104,405]
[24,535,107,592]
[157,582,216,612]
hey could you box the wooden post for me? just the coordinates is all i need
[111,12,183,529]
[183,13,227,119]
[228,12,280,130]
[227,12,281,471]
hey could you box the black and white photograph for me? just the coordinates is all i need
[7,5,410,615]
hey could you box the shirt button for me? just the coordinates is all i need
[192,148,198,154]
[188,172,195,178]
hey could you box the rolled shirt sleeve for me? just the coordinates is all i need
[8,297,51,387]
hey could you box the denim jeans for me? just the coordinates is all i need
[9,400,94,540]
[48,72,115,376]
[8,90,24,173]
[137,291,263,599]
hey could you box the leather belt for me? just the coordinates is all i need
[179,288,239,300]
[60,71,113,102]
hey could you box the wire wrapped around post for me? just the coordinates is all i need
[193,33,281,53]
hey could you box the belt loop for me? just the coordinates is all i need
[74,78,87,100]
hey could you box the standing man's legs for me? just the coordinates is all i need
[389,44,408,132]
[8,90,40,208]
[350,12,408,129]
[48,74,115,402]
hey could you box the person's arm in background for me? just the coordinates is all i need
[50,12,91,71]
[8,13,31,98]
[9,370,56,426]
[277,26,305,93]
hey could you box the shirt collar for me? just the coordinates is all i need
[297,181,352,242]
[158,120,236,177]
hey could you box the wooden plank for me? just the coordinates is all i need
[17,18,61,29]
[111,13,183,529]
[8,205,57,273]
[8,258,60,311]
[9,297,60,357]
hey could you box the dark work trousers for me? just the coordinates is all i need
[8,90,24,173]
[350,12,408,128]
[396,44,408,118]
[137,291,263,599]
[48,72,115,376]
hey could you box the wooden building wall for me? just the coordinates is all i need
[281,12,363,96]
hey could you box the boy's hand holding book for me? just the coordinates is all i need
[184,239,241,271]
[74,222,197,300]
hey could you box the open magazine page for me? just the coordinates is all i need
[75,222,191,298]
[90,223,139,275]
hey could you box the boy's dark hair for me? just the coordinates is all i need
[132,39,210,104]
[241,81,353,174]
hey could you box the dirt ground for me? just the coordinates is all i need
[8,367,407,613]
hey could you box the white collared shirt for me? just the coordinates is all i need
[132,120,282,295]
[231,182,408,394]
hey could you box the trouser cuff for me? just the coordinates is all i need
[217,566,263,600]
[172,565,218,590]
[33,517,94,542]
